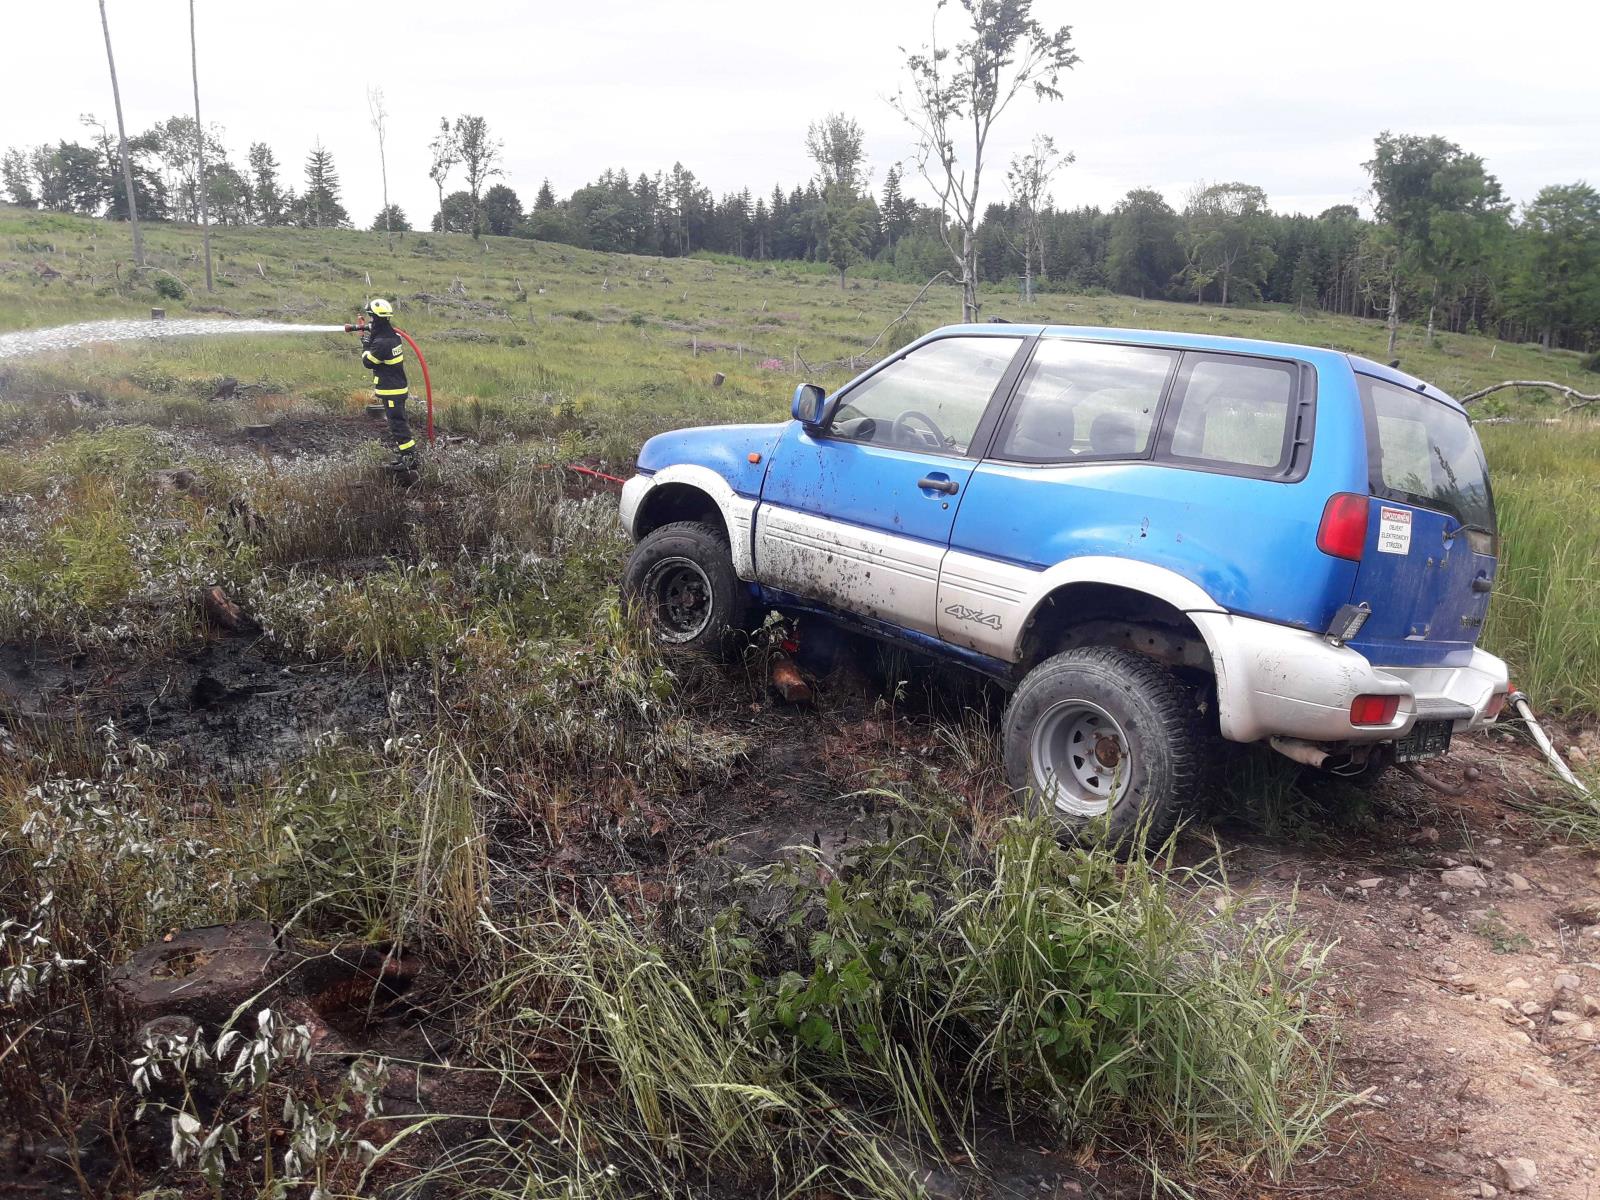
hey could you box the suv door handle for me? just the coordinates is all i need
[917,476,959,495]
[1471,576,1492,593]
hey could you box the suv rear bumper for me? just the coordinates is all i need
[1190,611,1508,745]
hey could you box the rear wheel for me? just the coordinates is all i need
[1003,647,1203,848]
[622,521,752,655]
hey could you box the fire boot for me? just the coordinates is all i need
[383,440,419,476]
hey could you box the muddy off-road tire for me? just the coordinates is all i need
[1003,646,1203,849]
[622,521,753,655]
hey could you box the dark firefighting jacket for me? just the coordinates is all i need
[360,323,408,397]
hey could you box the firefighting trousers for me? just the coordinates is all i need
[383,392,416,456]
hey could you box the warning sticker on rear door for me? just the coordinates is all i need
[1377,506,1412,555]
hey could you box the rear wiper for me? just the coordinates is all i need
[1444,522,1493,539]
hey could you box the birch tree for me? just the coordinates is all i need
[427,118,459,233]
[454,115,502,240]
[806,113,872,290]
[892,0,1078,321]
[1006,133,1068,302]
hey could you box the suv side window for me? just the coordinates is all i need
[1158,353,1299,475]
[827,335,1021,456]
[992,339,1178,463]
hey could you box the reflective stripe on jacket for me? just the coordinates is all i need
[360,326,408,396]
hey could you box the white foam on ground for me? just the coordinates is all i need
[0,319,349,361]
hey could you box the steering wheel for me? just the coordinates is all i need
[893,409,949,449]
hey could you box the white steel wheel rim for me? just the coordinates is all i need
[1030,698,1133,818]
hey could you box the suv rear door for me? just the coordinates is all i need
[1344,374,1497,667]
[755,333,1026,636]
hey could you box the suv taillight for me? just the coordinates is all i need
[1349,694,1399,726]
[1318,493,1369,561]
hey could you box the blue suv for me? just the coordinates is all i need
[620,325,1509,841]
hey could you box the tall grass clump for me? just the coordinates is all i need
[1530,772,1600,848]
[748,808,1340,1176]
[1480,421,1600,714]
[447,803,1339,1195]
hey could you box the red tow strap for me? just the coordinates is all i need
[566,464,628,486]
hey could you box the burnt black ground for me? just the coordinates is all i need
[0,635,396,783]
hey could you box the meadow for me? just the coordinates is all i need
[0,207,1595,1198]
[4,204,1595,710]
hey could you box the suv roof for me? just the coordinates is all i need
[1346,354,1463,411]
[927,324,1465,413]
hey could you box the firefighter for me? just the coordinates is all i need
[359,298,417,471]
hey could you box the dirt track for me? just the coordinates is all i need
[1191,730,1600,1199]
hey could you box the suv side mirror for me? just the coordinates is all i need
[791,382,827,428]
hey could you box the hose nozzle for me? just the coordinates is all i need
[343,319,369,334]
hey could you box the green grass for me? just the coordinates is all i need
[458,807,1338,1195]
[2,204,1593,452]
[1479,422,1600,714]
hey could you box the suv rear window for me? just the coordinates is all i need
[1159,354,1300,474]
[1360,375,1496,533]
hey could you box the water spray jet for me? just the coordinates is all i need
[0,315,437,446]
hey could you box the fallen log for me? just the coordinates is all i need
[1457,380,1600,411]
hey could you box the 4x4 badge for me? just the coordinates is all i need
[944,604,1002,630]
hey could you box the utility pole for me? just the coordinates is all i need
[190,0,213,291]
[97,0,145,268]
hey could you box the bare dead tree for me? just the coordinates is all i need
[1457,380,1600,410]
[892,1,1077,322]
[368,86,393,252]
[97,0,144,268]
[856,271,954,360]
[189,0,213,291]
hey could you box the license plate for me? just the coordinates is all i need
[1394,720,1452,763]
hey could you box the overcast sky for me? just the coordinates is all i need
[4,1,1597,228]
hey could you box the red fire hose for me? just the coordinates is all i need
[394,327,434,445]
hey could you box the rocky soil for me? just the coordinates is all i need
[1199,727,1600,1199]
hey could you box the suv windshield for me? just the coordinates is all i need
[1360,374,1495,533]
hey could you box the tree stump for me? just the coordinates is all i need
[109,921,283,1028]
[202,585,248,632]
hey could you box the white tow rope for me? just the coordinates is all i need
[1510,691,1590,795]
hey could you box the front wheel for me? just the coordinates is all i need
[622,521,752,655]
[1003,647,1203,848]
